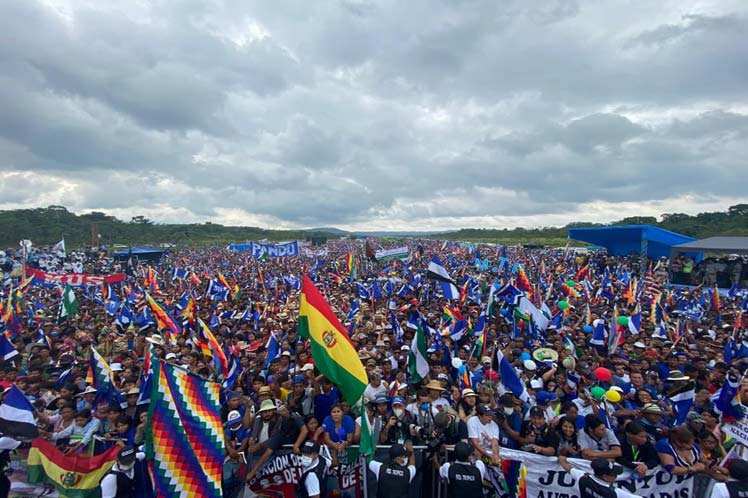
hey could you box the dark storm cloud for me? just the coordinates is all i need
[0,0,746,229]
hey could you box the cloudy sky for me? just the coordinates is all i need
[1,0,747,231]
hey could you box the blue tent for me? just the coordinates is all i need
[112,246,167,261]
[567,225,698,259]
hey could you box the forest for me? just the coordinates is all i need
[0,204,746,248]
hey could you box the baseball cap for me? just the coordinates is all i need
[226,391,240,400]
[389,443,412,459]
[373,395,389,405]
[391,396,405,406]
[523,360,537,371]
[591,458,623,477]
[529,406,545,418]
[165,353,177,360]
[529,379,544,389]
[293,375,306,385]
[227,410,242,427]
[301,441,320,455]
[118,445,137,465]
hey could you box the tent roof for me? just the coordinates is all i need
[567,225,696,258]
[112,246,167,256]
[671,237,748,255]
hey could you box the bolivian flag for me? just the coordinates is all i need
[298,275,367,404]
[28,438,119,498]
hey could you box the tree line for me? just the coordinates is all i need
[0,204,746,248]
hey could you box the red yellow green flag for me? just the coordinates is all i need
[27,438,119,498]
[298,275,367,404]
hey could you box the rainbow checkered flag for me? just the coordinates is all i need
[145,357,225,498]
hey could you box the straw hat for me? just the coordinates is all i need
[533,348,559,362]
[424,380,446,391]
[146,335,165,346]
[257,399,277,413]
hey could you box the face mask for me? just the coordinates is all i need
[120,463,135,471]
[503,407,514,416]
[300,455,313,467]
[420,403,429,411]
[393,408,404,418]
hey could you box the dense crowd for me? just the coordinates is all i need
[1,239,748,498]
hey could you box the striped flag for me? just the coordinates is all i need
[145,359,225,498]
[0,385,38,438]
[58,285,78,322]
[197,319,229,379]
[146,294,182,342]
[298,275,368,404]
[408,321,430,383]
[28,439,119,497]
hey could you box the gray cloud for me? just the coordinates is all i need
[0,0,746,230]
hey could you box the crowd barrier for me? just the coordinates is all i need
[239,444,701,498]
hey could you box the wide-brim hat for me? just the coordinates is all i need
[257,399,277,413]
[146,335,165,346]
[641,402,664,415]
[667,370,690,381]
[533,348,558,362]
[424,380,445,391]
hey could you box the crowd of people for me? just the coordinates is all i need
[1,238,748,498]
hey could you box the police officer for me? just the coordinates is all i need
[439,441,485,498]
[368,442,416,498]
[712,459,748,498]
[296,441,327,498]
[558,456,643,498]
[101,445,141,498]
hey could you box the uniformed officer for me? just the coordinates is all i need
[712,459,748,498]
[100,445,141,498]
[439,441,485,498]
[559,456,643,498]
[368,442,416,498]
[296,441,328,498]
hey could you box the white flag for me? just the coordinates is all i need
[52,238,66,257]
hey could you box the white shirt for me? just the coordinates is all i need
[568,468,643,498]
[369,461,416,483]
[301,456,327,497]
[363,383,388,402]
[100,463,135,498]
[439,460,487,481]
[466,416,499,455]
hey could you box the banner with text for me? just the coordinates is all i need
[228,242,299,258]
[246,448,364,498]
[501,448,693,498]
[374,247,409,262]
[26,267,126,288]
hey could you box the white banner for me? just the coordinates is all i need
[375,247,409,261]
[724,419,748,448]
[501,448,694,498]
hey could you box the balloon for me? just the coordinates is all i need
[451,358,464,369]
[520,352,532,361]
[590,386,606,400]
[605,390,622,403]
[583,325,594,334]
[617,316,629,326]
[593,367,612,382]
[566,280,576,288]
[557,300,569,310]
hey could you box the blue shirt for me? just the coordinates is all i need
[322,415,355,442]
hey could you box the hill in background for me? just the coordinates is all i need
[0,204,747,248]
